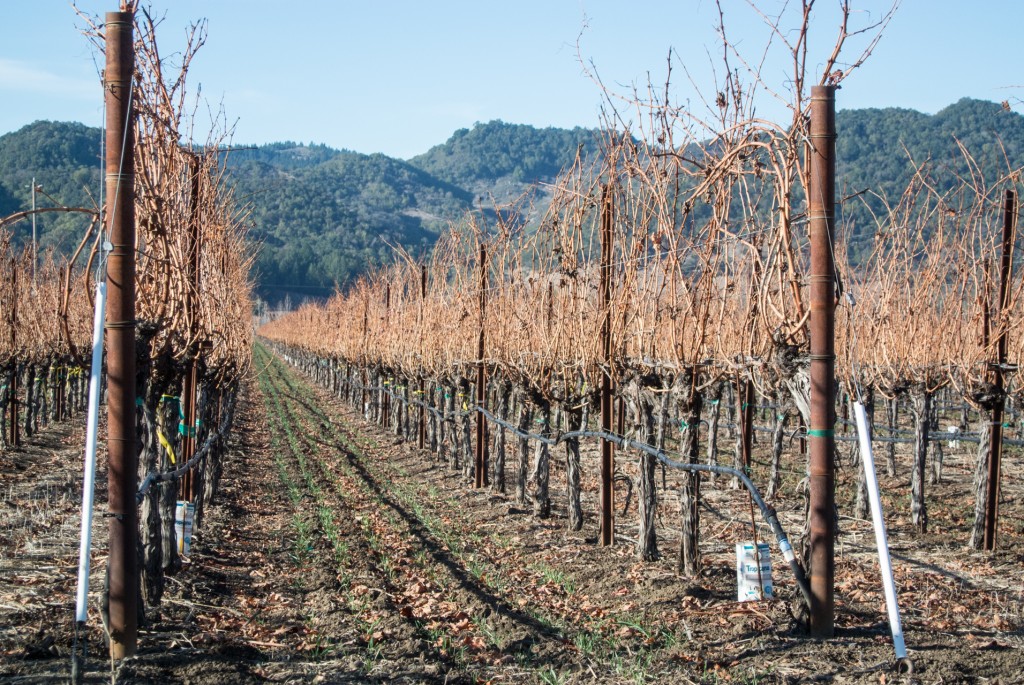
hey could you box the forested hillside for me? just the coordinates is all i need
[837,98,1024,262]
[1,100,1021,302]
[227,149,473,296]
[0,120,102,252]
[410,120,601,190]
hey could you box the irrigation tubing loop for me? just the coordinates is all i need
[135,419,231,503]
[293,354,1024,610]
[346,377,814,608]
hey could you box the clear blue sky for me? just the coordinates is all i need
[1,1,1021,159]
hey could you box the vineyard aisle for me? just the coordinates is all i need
[3,342,1024,683]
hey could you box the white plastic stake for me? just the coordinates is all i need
[75,281,106,623]
[853,401,907,660]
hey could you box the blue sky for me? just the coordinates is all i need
[1,1,1021,158]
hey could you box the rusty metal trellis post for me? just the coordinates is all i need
[8,259,19,448]
[382,284,390,429]
[984,189,1017,551]
[808,84,837,638]
[104,10,138,660]
[180,154,202,503]
[599,184,615,546]
[475,244,488,488]
[360,296,368,418]
[419,265,427,450]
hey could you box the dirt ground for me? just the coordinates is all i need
[1,346,1022,683]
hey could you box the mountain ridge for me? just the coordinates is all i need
[1,99,1021,303]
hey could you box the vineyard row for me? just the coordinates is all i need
[1,10,254,663]
[261,337,1015,595]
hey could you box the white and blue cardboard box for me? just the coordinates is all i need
[735,542,773,601]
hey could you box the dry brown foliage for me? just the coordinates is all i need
[0,8,253,382]
[261,2,938,402]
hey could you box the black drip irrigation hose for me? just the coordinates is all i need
[733,421,1014,446]
[284,350,1024,626]
[365,378,1013,448]
[311,361,1024,608]
[135,420,232,503]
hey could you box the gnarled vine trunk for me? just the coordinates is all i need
[447,382,460,471]
[515,392,532,505]
[852,387,873,520]
[968,416,991,549]
[564,403,583,531]
[676,371,703,577]
[23,363,35,439]
[706,383,723,486]
[531,399,551,518]
[766,393,790,502]
[492,380,511,494]
[138,391,163,606]
[460,379,473,482]
[885,396,898,477]
[656,389,670,489]
[426,384,437,456]
[909,390,931,533]
[626,377,659,561]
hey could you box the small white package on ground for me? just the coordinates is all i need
[946,425,960,448]
[736,541,773,601]
[174,500,195,556]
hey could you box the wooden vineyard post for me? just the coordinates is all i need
[475,244,488,488]
[599,184,615,546]
[103,10,139,659]
[808,84,837,637]
[984,189,1017,551]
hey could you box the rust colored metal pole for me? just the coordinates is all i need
[475,244,488,488]
[360,297,368,418]
[182,363,198,499]
[103,10,138,660]
[807,85,836,637]
[617,398,625,439]
[739,374,763,594]
[382,284,390,429]
[739,377,754,471]
[598,184,615,546]
[984,190,1017,551]
[811,83,835,634]
[419,265,427,450]
[798,412,807,455]
[189,160,203,493]
[180,155,201,502]
[9,260,19,447]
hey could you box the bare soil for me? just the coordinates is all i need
[1,348,1022,683]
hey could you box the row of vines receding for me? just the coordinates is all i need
[258,0,1023,578]
[1,6,254,607]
